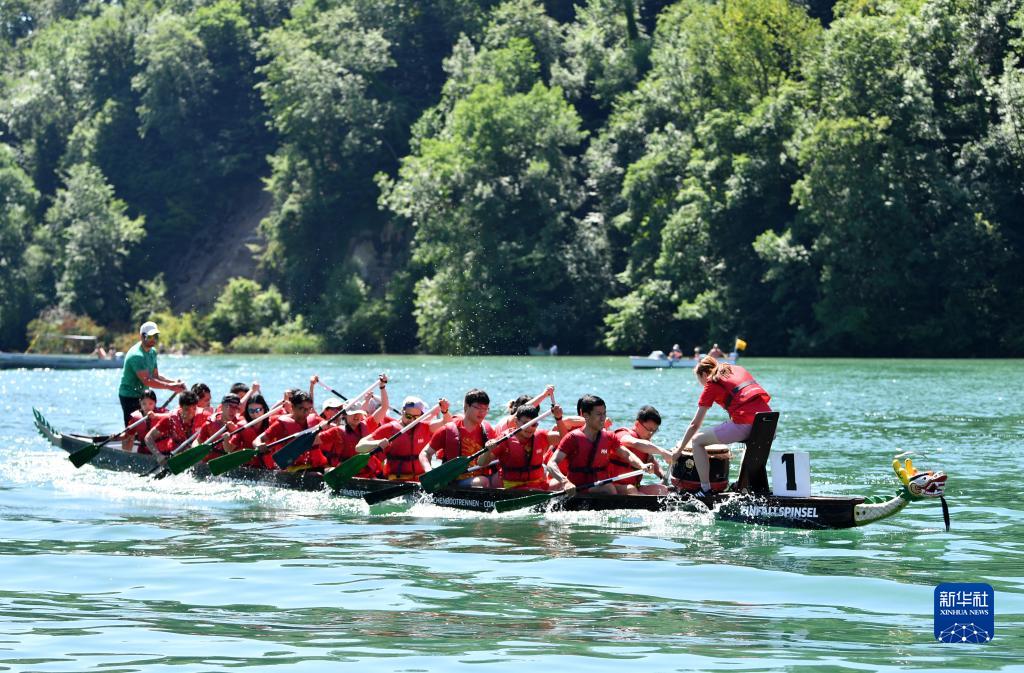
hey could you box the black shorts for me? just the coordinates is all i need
[119,395,141,426]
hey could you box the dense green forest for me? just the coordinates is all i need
[1,0,1022,356]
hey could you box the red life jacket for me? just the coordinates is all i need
[608,428,644,487]
[500,431,548,483]
[564,429,614,484]
[434,420,495,479]
[713,366,771,417]
[712,364,770,417]
[382,423,432,479]
[130,410,167,454]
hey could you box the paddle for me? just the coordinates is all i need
[419,408,555,494]
[363,460,500,505]
[324,403,441,490]
[317,377,401,417]
[69,414,152,468]
[205,402,286,476]
[269,394,357,470]
[155,391,178,413]
[148,429,202,478]
[493,468,646,513]
[169,401,287,475]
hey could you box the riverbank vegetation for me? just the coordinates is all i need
[2,0,1022,355]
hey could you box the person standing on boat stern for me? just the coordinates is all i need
[118,321,186,425]
[672,357,772,497]
[144,391,202,457]
[421,389,500,488]
[546,395,653,496]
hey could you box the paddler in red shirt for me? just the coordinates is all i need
[611,405,673,495]
[145,390,203,455]
[252,391,327,470]
[121,389,167,453]
[356,396,451,481]
[196,394,243,462]
[546,394,652,496]
[671,356,772,497]
[315,398,378,476]
[420,389,499,488]
[191,383,214,423]
[477,403,569,490]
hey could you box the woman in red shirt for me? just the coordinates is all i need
[672,357,772,497]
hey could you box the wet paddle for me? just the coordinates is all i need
[69,414,152,468]
[204,402,286,476]
[493,469,646,513]
[148,429,202,478]
[324,403,441,490]
[363,460,500,505]
[170,401,286,474]
[419,408,555,493]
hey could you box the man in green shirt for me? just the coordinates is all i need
[118,321,186,424]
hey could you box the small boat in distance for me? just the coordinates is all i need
[0,335,123,370]
[630,350,736,369]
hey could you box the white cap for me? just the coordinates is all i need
[401,396,427,414]
[140,321,160,337]
[321,397,344,413]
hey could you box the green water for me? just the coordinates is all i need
[1,356,1022,671]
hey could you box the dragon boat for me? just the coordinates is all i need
[32,408,949,530]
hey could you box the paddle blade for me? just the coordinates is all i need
[419,458,470,493]
[167,443,213,474]
[208,449,257,476]
[324,454,372,490]
[272,432,315,469]
[363,482,420,505]
[493,492,556,513]
[69,443,102,468]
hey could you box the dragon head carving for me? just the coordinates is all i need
[893,458,947,499]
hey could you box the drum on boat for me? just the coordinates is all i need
[672,445,731,492]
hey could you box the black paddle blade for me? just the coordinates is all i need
[69,443,102,468]
[208,449,257,476]
[493,491,556,513]
[363,482,420,505]
[167,443,212,474]
[419,457,470,493]
[324,454,372,490]
[272,432,316,469]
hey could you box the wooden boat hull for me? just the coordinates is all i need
[33,408,913,529]
[1,353,124,370]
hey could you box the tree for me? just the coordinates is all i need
[45,162,145,324]
[206,277,289,343]
[0,143,40,347]
[382,37,606,353]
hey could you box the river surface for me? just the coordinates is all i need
[1,356,1022,671]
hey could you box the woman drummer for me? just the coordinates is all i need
[671,356,772,497]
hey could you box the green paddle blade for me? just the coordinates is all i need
[69,443,102,468]
[208,449,257,476]
[363,482,420,505]
[493,491,557,513]
[271,432,316,469]
[419,457,470,493]
[167,443,212,474]
[324,454,372,490]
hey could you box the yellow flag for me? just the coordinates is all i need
[734,337,747,352]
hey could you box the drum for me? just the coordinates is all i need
[672,445,731,492]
